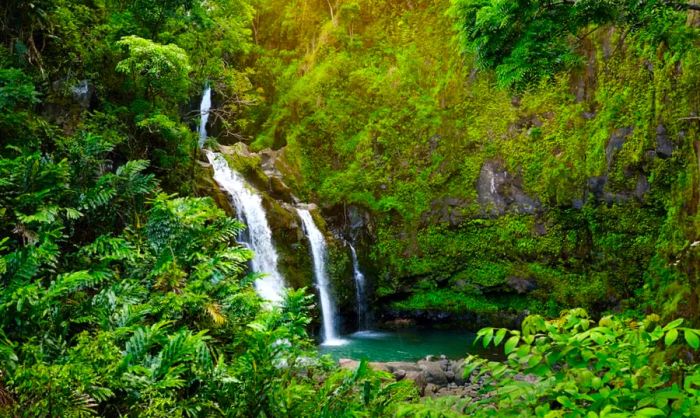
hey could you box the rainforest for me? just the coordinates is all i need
[3,0,700,416]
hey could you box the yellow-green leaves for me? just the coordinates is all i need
[494,328,507,346]
[665,328,678,346]
[504,335,520,354]
[662,318,684,331]
[685,330,700,350]
[116,36,191,101]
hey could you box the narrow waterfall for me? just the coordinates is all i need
[198,85,211,148]
[348,243,368,330]
[297,209,343,345]
[199,88,286,303]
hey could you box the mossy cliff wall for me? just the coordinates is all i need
[226,0,700,324]
[197,142,359,331]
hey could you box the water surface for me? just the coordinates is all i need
[319,329,500,362]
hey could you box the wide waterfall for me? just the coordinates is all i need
[348,243,368,330]
[297,209,343,345]
[199,88,286,303]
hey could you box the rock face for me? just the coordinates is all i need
[201,143,359,334]
[656,124,676,159]
[194,161,235,217]
[339,356,485,398]
[477,161,540,216]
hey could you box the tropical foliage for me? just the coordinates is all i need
[2,0,700,416]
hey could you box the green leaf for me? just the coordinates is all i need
[665,329,678,346]
[663,318,684,331]
[685,329,700,350]
[482,328,494,348]
[494,328,507,346]
[633,408,665,417]
[504,336,519,354]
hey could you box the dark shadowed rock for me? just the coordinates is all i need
[71,80,94,109]
[405,371,427,390]
[477,161,540,216]
[418,362,448,386]
[635,175,650,199]
[507,276,537,294]
[656,124,675,158]
[587,176,608,200]
[477,162,509,215]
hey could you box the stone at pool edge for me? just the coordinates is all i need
[338,357,479,397]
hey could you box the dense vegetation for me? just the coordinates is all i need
[0,1,417,415]
[245,0,700,323]
[3,0,700,416]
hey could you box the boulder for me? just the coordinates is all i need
[418,362,448,386]
[506,276,537,294]
[385,362,422,373]
[404,370,427,390]
[477,161,540,216]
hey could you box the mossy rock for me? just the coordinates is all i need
[193,160,235,217]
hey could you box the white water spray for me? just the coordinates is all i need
[297,209,344,345]
[199,87,286,303]
[348,243,368,330]
[198,86,211,148]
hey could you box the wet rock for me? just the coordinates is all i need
[656,124,675,158]
[347,205,371,234]
[587,176,608,200]
[453,360,467,385]
[194,161,235,217]
[350,357,491,399]
[635,175,650,199]
[477,161,540,216]
[507,276,537,294]
[386,362,422,373]
[405,371,427,390]
[418,362,448,386]
[605,127,632,168]
[393,369,406,380]
[424,383,439,396]
[477,161,509,215]
[71,80,94,109]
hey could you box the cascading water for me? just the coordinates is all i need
[207,153,286,302]
[198,85,211,148]
[348,243,368,330]
[297,208,344,345]
[199,87,286,303]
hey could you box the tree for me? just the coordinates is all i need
[116,35,191,101]
[449,0,700,89]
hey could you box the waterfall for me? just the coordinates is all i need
[199,87,285,303]
[297,209,343,345]
[198,86,211,148]
[348,243,368,330]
